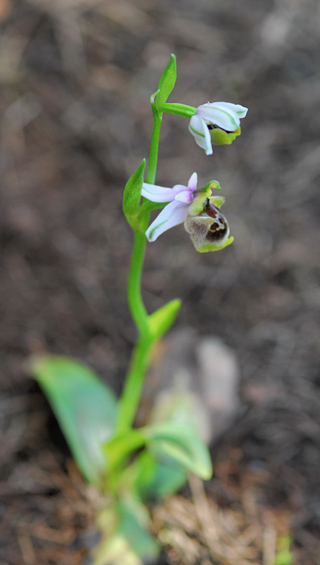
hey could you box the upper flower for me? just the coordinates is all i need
[189,102,248,156]
[141,172,198,242]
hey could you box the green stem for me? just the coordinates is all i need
[127,231,149,340]
[115,338,152,435]
[116,113,162,434]
[146,113,162,184]
[160,102,196,119]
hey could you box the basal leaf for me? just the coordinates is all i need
[144,421,212,480]
[30,355,117,485]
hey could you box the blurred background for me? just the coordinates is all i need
[1,0,320,563]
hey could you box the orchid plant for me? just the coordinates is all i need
[29,55,247,564]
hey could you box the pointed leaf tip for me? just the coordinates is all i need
[156,54,177,109]
[148,298,181,342]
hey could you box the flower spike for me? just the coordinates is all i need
[189,102,248,155]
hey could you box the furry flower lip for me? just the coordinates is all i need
[189,102,248,156]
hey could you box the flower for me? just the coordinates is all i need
[141,173,234,252]
[189,102,248,155]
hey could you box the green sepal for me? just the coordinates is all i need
[123,159,145,232]
[155,54,176,109]
[210,126,241,145]
[148,298,181,342]
[189,191,210,216]
[196,235,234,253]
[189,180,222,216]
[202,180,222,192]
[29,355,117,486]
[210,196,225,208]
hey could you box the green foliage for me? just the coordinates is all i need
[133,450,188,500]
[104,419,212,494]
[116,497,159,561]
[145,421,213,480]
[123,159,146,231]
[104,429,146,474]
[148,298,182,342]
[155,54,177,109]
[30,355,117,485]
[93,496,158,565]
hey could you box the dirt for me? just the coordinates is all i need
[1,0,320,563]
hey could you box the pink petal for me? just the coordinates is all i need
[146,200,189,242]
[187,172,198,191]
[142,182,184,203]
[175,190,193,203]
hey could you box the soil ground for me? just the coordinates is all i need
[1,0,320,563]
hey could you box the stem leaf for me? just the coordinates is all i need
[148,298,181,342]
[156,54,177,109]
[123,159,145,231]
[29,355,117,485]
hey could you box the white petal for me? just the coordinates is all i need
[146,200,189,242]
[142,182,183,203]
[197,102,240,131]
[187,172,198,191]
[216,102,248,118]
[188,115,212,155]
[212,101,248,118]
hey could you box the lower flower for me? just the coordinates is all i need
[141,174,234,253]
